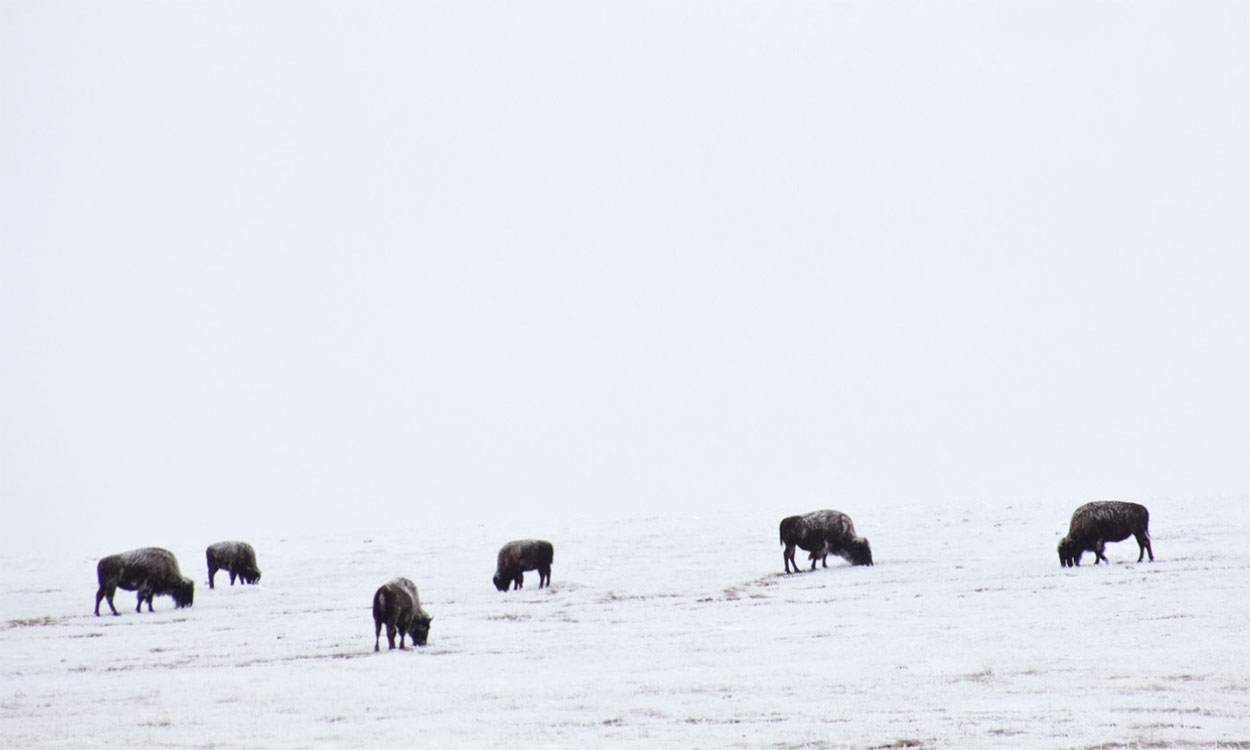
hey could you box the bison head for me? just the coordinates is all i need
[172,577,195,608]
[242,568,262,585]
[492,572,510,592]
[1057,538,1081,567]
[848,537,873,566]
[408,609,433,646]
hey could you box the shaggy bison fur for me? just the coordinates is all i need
[94,547,194,615]
[780,509,873,573]
[206,541,261,588]
[492,539,554,592]
[372,577,432,650]
[1058,501,1153,567]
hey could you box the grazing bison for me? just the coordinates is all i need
[1058,501,1153,567]
[780,509,873,573]
[492,539,554,592]
[372,577,432,651]
[94,547,194,616]
[206,541,261,588]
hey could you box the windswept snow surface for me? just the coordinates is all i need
[2,497,1248,749]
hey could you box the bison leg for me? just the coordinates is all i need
[538,566,551,588]
[514,573,524,591]
[229,570,237,586]
[810,550,826,571]
[95,586,119,616]
[1093,542,1108,565]
[374,619,383,652]
[386,622,398,650]
[1135,532,1154,562]
[139,585,157,612]
[783,543,797,574]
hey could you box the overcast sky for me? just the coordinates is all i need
[2,2,1246,548]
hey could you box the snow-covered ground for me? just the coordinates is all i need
[2,496,1248,749]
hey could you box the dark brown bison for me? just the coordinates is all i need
[206,541,261,588]
[780,509,873,573]
[492,539,553,591]
[94,547,194,616]
[372,577,432,651]
[1058,501,1153,567]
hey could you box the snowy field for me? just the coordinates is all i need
[2,496,1248,749]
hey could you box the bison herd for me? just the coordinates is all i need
[91,501,1155,651]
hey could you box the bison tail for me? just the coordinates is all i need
[372,589,386,620]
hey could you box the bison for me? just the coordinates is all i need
[94,547,195,616]
[372,577,432,651]
[206,541,261,588]
[1058,501,1153,567]
[780,509,873,573]
[492,539,553,592]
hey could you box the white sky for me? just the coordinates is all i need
[2,2,1246,545]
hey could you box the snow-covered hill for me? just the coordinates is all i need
[2,497,1247,748]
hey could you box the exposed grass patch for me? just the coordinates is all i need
[954,667,994,683]
[5,617,61,629]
